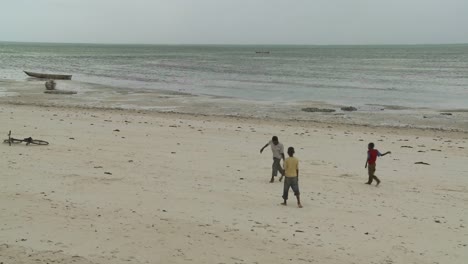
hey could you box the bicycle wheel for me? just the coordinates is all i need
[3,138,23,144]
[29,139,49,145]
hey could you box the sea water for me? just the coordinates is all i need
[0,42,467,110]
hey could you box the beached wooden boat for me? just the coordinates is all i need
[24,71,72,80]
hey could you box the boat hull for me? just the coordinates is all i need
[24,71,72,80]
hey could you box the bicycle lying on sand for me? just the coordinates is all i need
[3,131,49,146]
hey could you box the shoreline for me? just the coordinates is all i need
[2,100,468,137]
[1,79,467,133]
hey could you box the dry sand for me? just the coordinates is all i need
[1,103,467,264]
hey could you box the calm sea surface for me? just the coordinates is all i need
[1,42,467,109]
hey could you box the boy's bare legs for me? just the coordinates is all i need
[272,158,284,183]
[366,170,373,184]
[279,166,285,182]
[374,176,381,186]
[296,195,302,208]
[366,173,373,184]
[367,165,377,185]
[281,185,288,205]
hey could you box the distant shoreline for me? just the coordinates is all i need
[2,40,468,47]
[1,79,467,133]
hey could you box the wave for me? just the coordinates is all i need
[225,79,402,92]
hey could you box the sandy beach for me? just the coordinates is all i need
[1,101,467,264]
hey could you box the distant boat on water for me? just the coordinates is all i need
[24,71,72,80]
[255,51,270,54]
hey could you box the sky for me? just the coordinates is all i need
[1,0,467,45]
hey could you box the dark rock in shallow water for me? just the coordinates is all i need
[302,107,336,113]
[44,90,77,95]
[341,106,357,111]
[414,162,430,165]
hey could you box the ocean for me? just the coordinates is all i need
[1,42,468,110]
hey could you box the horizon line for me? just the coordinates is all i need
[1,40,468,46]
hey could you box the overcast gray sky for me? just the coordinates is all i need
[1,0,467,45]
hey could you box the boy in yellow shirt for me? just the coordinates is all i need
[281,147,302,208]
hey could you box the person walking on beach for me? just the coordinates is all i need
[365,142,391,186]
[260,136,285,183]
[281,147,302,208]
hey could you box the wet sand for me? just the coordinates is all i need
[1,79,468,133]
[1,102,467,264]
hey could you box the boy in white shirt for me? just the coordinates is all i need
[260,136,285,183]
